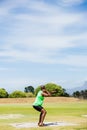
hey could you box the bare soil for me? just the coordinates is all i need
[10,122,77,128]
[0,97,80,104]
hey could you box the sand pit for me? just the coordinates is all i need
[10,122,77,128]
[0,114,24,119]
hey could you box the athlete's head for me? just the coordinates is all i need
[40,85,46,90]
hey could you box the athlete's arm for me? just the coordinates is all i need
[42,90,51,97]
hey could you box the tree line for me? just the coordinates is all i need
[73,90,87,99]
[0,83,87,99]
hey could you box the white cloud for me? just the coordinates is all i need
[0,8,7,16]
[0,0,87,67]
[60,55,87,67]
[58,0,84,6]
[0,0,87,92]
[0,77,47,91]
[0,45,87,67]
[14,6,83,26]
[0,68,9,71]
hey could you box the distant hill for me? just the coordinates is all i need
[66,81,87,95]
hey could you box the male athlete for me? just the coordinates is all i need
[33,85,51,126]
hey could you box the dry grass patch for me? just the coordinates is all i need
[0,97,80,104]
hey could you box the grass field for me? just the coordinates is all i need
[0,97,87,130]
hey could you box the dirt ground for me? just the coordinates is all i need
[10,122,77,128]
[0,97,80,104]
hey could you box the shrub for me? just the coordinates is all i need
[0,88,8,98]
[9,90,26,98]
[25,92,35,97]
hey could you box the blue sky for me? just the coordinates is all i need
[0,0,87,92]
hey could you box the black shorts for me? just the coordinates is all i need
[33,105,43,112]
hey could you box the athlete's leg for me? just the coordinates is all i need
[39,108,47,126]
[33,106,46,126]
[38,112,42,125]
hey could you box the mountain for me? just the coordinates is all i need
[66,81,87,95]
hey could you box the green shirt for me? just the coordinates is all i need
[33,90,44,106]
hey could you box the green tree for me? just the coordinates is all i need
[0,88,8,98]
[9,90,26,98]
[73,91,81,98]
[73,90,87,99]
[24,86,34,94]
[35,83,64,97]
[80,90,87,99]
[84,90,87,99]
[24,87,28,93]
[62,88,70,97]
